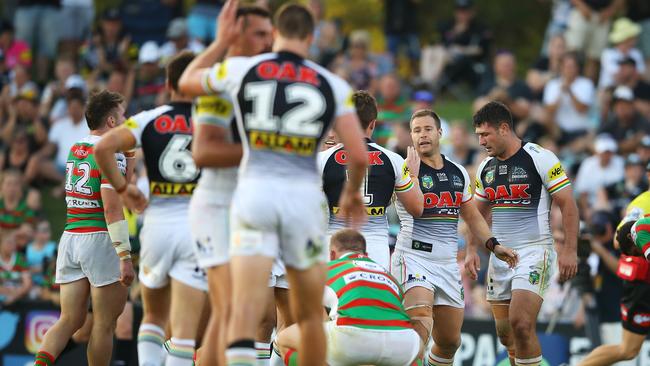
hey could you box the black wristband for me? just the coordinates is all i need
[485,237,500,252]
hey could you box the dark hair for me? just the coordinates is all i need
[352,90,377,130]
[560,51,582,71]
[330,229,366,254]
[410,109,441,129]
[473,101,513,129]
[66,88,86,104]
[617,221,639,256]
[274,3,315,40]
[166,51,195,92]
[237,5,271,26]
[85,90,124,130]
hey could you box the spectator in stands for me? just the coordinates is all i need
[383,0,420,76]
[25,221,56,285]
[445,123,478,167]
[376,73,411,124]
[310,20,340,68]
[599,17,644,91]
[337,30,378,93]
[0,130,33,174]
[15,222,34,252]
[57,0,94,55]
[564,0,624,81]
[599,86,650,154]
[0,20,31,70]
[626,0,650,74]
[44,89,89,173]
[474,50,532,121]
[159,18,205,65]
[186,0,222,43]
[543,51,595,147]
[104,67,134,113]
[601,153,648,216]
[0,169,36,231]
[2,82,48,153]
[0,232,31,305]
[638,135,650,165]
[13,0,61,83]
[132,41,164,112]
[81,8,132,82]
[39,57,77,122]
[432,0,491,93]
[527,34,566,101]
[575,134,625,218]
[610,56,650,119]
[1,64,37,115]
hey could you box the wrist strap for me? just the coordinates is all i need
[485,237,500,252]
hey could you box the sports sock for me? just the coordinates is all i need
[426,351,453,366]
[165,338,196,366]
[137,323,166,366]
[226,340,257,366]
[515,355,543,366]
[269,342,284,366]
[34,350,55,366]
[113,339,132,365]
[255,342,271,366]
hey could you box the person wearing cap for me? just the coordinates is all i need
[612,56,650,119]
[575,134,625,217]
[159,18,205,65]
[599,85,650,154]
[564,0,625,81]
[543,51,595,146]
[2,73,47,150]
[599,17,645,90]
[133,41,165,112]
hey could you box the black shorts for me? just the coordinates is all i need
[621,281,650,335]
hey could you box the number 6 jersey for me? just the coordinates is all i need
[123,102,200,218]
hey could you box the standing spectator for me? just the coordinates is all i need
[564,0,624,81]
[132,41,164,112]
[384,0,420,76]
[25,221,56,285]
[0,20,31,70]
[474,51,533,121]
[599,86,650,154]
[527,34,567,101]
[186,0,223,43]
[338,30,378,93]
[0,232,31,305]
[0,170,36,231]
[39,56,76,122]
[574,134,625,217]
[81,8,132,82]
[540,0,572,55]
[43,89,89,173]
[543,51,595,146]
[599,17,644,90]
[159,18,205,65]
[13,0,61,83]
[625,0,650,73]
[57,0,94,55]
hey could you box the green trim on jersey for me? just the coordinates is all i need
[633,216,650,259]
[0,198,35,229]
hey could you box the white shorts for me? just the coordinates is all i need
[139,217,207,291]
[391,249,464,308]
[486,245,556,302]
[269,258,289,289]
[325,321,420,366]
[189,192,230,269]
[230,180,329,270]
[56,231,120,287]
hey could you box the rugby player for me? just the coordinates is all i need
[182,3,274,365]
[180,2,368,365]
[274,229,422,366]
[466,101,578,366]
[392,109,518,366]
[95,52,206,366]
[35,91,134,366]
[578,216,650,365]
[319,90,423,269]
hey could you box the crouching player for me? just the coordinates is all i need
[579,216,650,366]
[274,229,422,366]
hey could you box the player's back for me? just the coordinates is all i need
[64,135,126,233]
[124,102,199,218]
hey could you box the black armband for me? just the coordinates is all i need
[485,237,500,252]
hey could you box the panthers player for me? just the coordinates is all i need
[36,91,134,366]
[95,52,205,366]
[319,90,423,269]
[392,109,517,366]
[465,101,578,366]
[179,3,367,365]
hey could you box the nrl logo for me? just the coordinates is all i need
[529,270,540,285]
[422,175,434,190]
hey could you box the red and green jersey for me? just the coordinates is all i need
[0,252,28,288]
[0,198,36,229]
[64,135,126,233]
[326,253,412,330]
[632,215,650,260]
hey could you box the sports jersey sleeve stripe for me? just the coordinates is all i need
[395,180,414,192]
[548,177,571,194]
[473,157,491,201]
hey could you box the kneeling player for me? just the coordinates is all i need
[274,229,422,366]
[579,217,650,366]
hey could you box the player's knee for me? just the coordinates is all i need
[620,342,643,360]
[494,320,512,347]
[510,316,534,339]
[405,304,433,342]
[60,312,87,333]
[436,335,461,354]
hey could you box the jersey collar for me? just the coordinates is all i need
[339,251,366,260]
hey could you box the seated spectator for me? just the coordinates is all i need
[599,86,650,154]
[543,51,595,146]
[376,73,411,124]
[1,82,48,152]
[574,134,625,217]
[39,56,76,123]
[0,169,37,231]
[565,0,624,81]
[25,221,56,285]
[44,89,89,173]
[609,56,650,119]
[159,18,205,65]
[599,17,645,90]
[527,34,566,101]
[0,232,31,305]
[336,30,378,93]
[81,8,132,82]
[601,153,648,216]
[36,250,59,305]
[474,51,533,122]
[0,20,31,70]
[132,41,165,112]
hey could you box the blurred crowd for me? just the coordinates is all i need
[0,0,649,347]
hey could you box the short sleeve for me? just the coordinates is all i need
[390,153,414,193]
[192,94,234,129]
[330,76,355,118]
[100,153,127,189]
[572,78,594,105]
[473,158,490,202]
[532,146,571,195]
[201,57,250,95]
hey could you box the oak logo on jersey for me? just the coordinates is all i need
[483,184,531,201]
[154,115,192,134]
[423,191,463,209]
[250,131,317,156]
[334,150,384,166]
[256,61,320,86]
[548,162,565,180]
[422,175,434,190]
